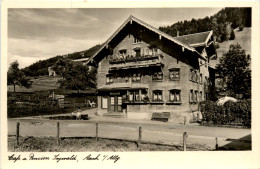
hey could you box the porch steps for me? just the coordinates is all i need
[103,113,127,118]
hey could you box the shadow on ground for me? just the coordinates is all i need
[218,134,251,150]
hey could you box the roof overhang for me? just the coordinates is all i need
[87,15,206,65]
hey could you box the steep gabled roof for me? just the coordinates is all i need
[174,31,213,47]
[87,15,205,65]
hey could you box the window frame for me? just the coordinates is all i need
[106,75,114,84]
[189,90,194,103]
[169,89,181,102]
[199,73,203,84]
[129,90,140,101]
[101,96,108,109]
[152,72,163,81]
[132,74,141,83]
[169,68,180,81]
[194,90,198,103]
[153,90,163,101]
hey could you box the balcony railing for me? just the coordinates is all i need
[109,59,163,71]
[109,54,163,64]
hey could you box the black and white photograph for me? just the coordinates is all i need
[1,1,260,169]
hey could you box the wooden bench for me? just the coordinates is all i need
[81,114,89,120]
[151,112,170,122]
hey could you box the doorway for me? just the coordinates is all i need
[109,96,123,112]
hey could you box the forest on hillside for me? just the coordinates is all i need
[22,44,101,77]
[159,8,251,42]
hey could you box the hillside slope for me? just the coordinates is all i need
[210,27,251,68]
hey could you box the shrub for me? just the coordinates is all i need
[229,29,235,40]
[199,99,251,128]
[239,25,244,31]
[8,102,65,118]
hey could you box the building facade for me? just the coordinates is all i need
[87,16,216,122]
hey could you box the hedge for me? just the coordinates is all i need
[200,99,251,128]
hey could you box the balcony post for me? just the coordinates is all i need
[139,89,142,101]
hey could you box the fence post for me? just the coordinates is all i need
[183,132,187,151]
[138,126,142,142]
[16,122,20,146]
[96,123,98,142]
[215,137,218,150]
[57,122,60,145]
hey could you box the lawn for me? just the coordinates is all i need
[8,136,212,152]
[210,27,251,68]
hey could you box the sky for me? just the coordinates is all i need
[8,8,222,68]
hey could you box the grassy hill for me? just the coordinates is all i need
[8,76,61,93]
[210,27,251,68]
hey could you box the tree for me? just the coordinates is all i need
[7,61,32,93]
[53,58,96,93]
[216,44,251,99]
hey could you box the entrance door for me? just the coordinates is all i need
[109,96,122,112]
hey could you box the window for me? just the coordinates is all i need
[146,47,158,55]
[169,69,180,81]
[169,90,181,101]
[190,90,194,103]
[129,90,140,101]
[110,97,115,111]
[152,72,163,81]
[135,49,141,57]
[133,37,141,44]
[194,91,198,103]
[117,96,122,112]
[101,97,108,109]
[106,75,113,84]
[199,91,203,102]
[118,49,127,59]
[199,73,202,84]
[190,69,198,82]
[195,73,199,83]
[153,90,163,101]
[132,74,141,83]
[204,76,208,86]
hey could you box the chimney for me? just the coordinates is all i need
[177,31,179,37]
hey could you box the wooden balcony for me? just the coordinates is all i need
[109,54,162,64]
[97,83,149,91]
[109,56,163,71]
